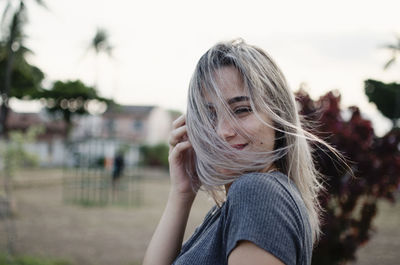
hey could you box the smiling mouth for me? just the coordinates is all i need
[231,144,248,150]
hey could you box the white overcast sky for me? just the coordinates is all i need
[5,0,400,135]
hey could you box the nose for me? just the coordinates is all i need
[216,116,236,141]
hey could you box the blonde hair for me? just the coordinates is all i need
[186,39,339,243]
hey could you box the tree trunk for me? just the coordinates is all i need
[0,102,10,138]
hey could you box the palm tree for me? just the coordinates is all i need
[0,1,46,258]
[383,34,400,70]
[87,27,114,88]
[0,0,46,137]
[364,34,400,129]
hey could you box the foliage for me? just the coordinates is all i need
[364,79,400,127]
[139,143,169,169]
[88,27,113,57]
[86,27,113,88]
[0,252,72,265]
[0,0,46,136]
[295,90,400,265]
[2,126,43,175]
[382,33,400,70]
[36,79,114,134]
[0,41,44,99]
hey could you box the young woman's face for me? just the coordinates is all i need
[204,66,276,155]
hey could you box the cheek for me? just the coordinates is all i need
[239,116,275,150]
[256,126,275,151]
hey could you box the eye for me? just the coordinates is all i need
[210,111,217,121]
[233,106,252,115]
[207,107,217,123]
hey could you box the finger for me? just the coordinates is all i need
[169,141,192,160]
[169,125,187,147]
[172,114,186,129]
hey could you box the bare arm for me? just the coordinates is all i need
[143,115,198,265]
[228,241,285,265]
[142,191,194,265]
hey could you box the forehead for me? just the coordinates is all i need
[204,66,247,104]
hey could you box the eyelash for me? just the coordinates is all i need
[207,106,252,122]
[234,106,252,115]
[209,111,217,122]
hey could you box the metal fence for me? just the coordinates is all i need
[62,138,142,207]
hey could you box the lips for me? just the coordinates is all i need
[231,144,248,150]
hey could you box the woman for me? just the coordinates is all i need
[143,39,334,265]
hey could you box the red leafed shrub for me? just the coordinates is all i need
[295,90,400,265]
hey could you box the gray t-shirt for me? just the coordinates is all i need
[172,171,312,265]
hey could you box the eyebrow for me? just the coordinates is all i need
[227,96,249,105]
[206,96,250,109]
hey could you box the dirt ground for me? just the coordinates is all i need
[0,169,399,265]
[0,169,213,265]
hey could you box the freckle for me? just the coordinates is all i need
[260,142,263,144]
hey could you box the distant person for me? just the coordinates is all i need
[112,151,125,188]
[143,39,346,265]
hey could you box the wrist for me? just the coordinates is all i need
[168,189,196,207]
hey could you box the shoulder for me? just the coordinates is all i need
[223,171,311,265]
[226,171,309,235]
[227,171,300,207]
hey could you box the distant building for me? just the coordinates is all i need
[3,105,180,167]
[70,105,175,169]
[7,109,67,139]
[72,105,174,144]
[3,110,67,167]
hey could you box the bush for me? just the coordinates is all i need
[139,143,169,169]
[2,126,43,173]
[296,90,400,265]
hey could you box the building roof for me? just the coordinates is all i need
[104,105,155,119]
[5,110,67,139]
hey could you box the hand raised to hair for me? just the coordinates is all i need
[168,115,199,202]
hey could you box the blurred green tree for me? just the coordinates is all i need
[0,0,46,137]
[364,79,400,128]
[0,42,44,99]
[37,80,114,135]
[382,34,400,70]
[364,34,400,128]
[87,27,114,88]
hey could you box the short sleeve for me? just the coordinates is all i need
[223,173,308,265]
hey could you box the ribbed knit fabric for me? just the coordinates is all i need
[172,171,312,265]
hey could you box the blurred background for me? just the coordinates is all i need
[0,0,399,264]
